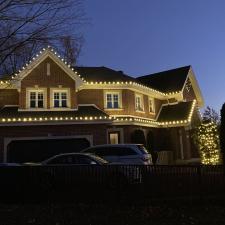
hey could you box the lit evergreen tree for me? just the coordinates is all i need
[194,122,220,165]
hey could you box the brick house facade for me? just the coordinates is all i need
[0,47,204,164]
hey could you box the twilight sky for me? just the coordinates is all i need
[79,0,225,112]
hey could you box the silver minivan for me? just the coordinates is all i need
[82,144,152,165]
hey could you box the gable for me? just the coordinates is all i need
[21,57,76,87]
[183,68,204,107]
[10,48,84,90]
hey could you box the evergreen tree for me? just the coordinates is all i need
[193,122,220,165]
[220,103,225,165]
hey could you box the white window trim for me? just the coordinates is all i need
[26,88,47,109]
[135,93,144,112]
[104,90,122,110]
[148,97,155,114]
[50,88,71,109]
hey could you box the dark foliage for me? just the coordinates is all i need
[130,129,146,146]
[203,106,220,124]
[0,0,86,76]
[220,103,225,165]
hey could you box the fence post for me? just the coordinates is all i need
[197,165,203,201]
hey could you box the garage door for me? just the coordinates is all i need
[7,138,90,163]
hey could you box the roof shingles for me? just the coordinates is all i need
[137,66,191,93]
[75,66,136,83]
[157,101,194,122]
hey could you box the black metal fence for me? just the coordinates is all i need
[0,165,225,203]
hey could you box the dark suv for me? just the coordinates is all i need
[82,144,152,165]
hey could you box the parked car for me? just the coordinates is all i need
[82,144,152,165]
[0,163,21,166]
[38,152,108,165]
[24,153,142,191]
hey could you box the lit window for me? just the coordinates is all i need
[109,132,119,144]
[106,93,120,109]
[149,98,155,113]
[53,92,68,108]
[29,91,44,108]
[135,94,144,111]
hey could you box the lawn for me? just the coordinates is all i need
[1,200,225,225]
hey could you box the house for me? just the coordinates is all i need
[0,47,204,164]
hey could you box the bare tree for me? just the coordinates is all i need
[0,0,86,76]
[60,35,84,66]
[202,106,220,124]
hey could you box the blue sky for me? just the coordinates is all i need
[79,0,225,112]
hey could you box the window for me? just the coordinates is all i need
[135,94,144,111]
[149,98,155,113]
[53,91,68,108]
[29,91,44,108]
[105,91,121,109]
[116,147,137,156]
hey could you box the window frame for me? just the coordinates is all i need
[135,93,144,112]
[50,88,71,109]
[148,97,155,114]
[26,88,47,109]
[104,90,122,110]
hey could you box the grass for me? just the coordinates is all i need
[1,198,225,225]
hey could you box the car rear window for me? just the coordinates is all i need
[85,147,115,156]
[116,147,137,156]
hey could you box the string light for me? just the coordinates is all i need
[0,46,184,96]
[0,115,111,123]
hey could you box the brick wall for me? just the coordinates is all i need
[77,89,163,119]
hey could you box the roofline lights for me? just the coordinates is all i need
[0,46,85,86]
[0,46,183,96]
[112,100,196,127]
[0,116,110,123]
[84,81,181,96]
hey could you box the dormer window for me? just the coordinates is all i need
[53,91,68,108]
[26,89,46,109]
[135,93,144,112]
[30,91,44,108]
[50,88,70,109]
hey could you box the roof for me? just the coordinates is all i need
[157,101,194,122]
[0,105,110,123]
[137,66,191,93]
[0,74,11,80]
[75,66,136,83]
